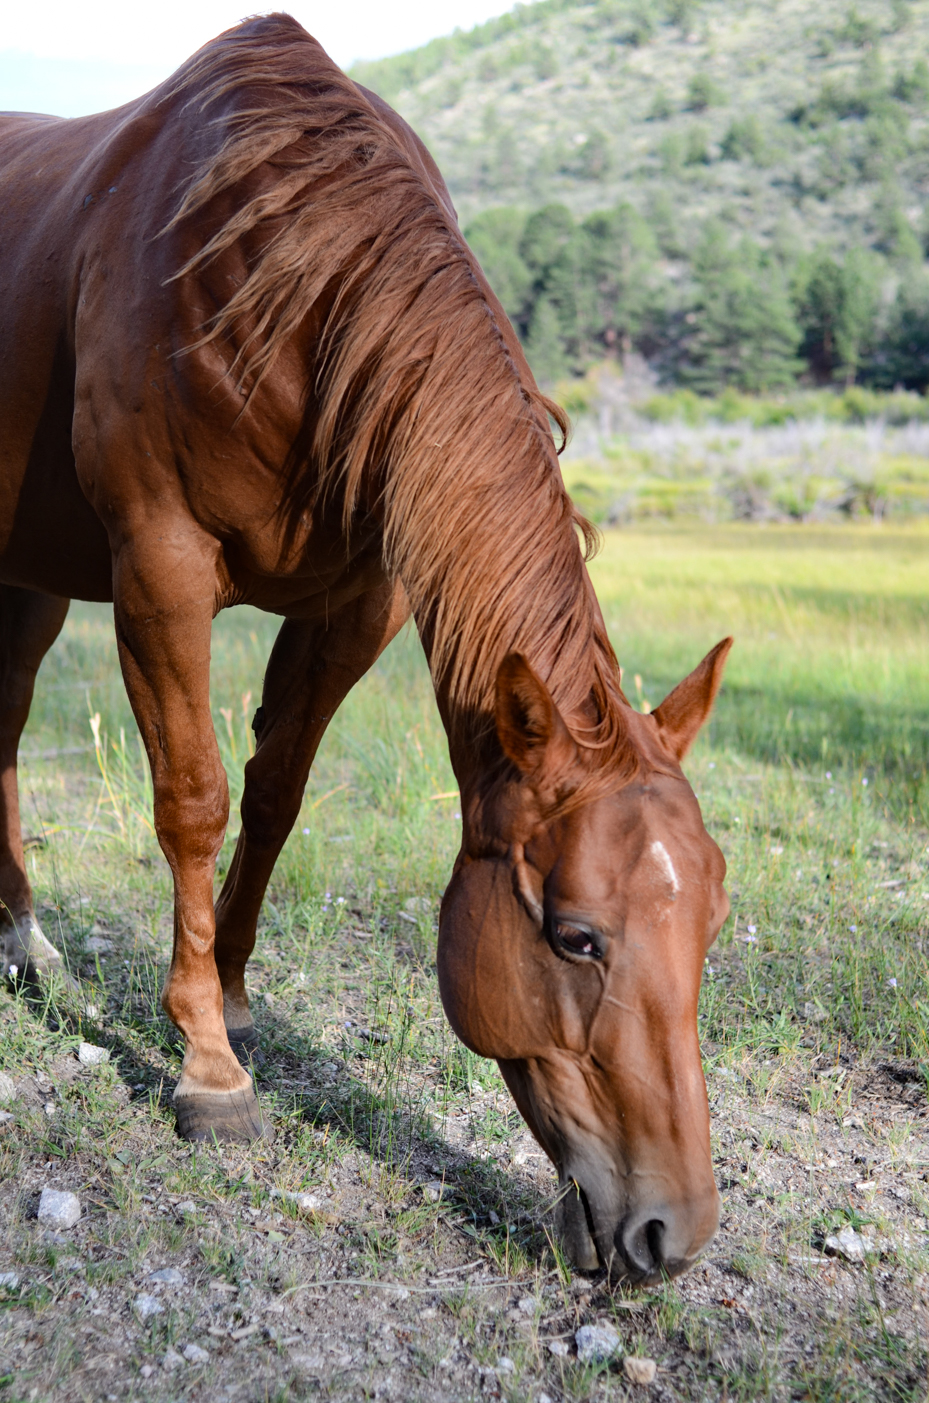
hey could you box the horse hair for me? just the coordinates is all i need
[158,13,636,795]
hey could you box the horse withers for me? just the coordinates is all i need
[0,13,731,1283]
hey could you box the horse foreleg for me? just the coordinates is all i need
[214,580,409,1053]
[0,586,70,982]
[113,535,262,1142]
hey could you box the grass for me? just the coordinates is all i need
[1,520,928,1400]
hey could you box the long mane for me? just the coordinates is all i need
[158,13,635,789]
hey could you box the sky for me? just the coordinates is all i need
[0,1,517,118]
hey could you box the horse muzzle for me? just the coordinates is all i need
[555,1170,720,1285]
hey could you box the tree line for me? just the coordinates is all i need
[465,202,929,393]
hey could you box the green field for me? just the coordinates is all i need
[1,522,928,1402]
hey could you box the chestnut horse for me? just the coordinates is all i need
[0,14,732,1282]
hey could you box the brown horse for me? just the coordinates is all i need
[0,14,732,1283]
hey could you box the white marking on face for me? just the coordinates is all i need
[650,840,680,895]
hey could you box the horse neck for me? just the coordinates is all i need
[402,495,612,793]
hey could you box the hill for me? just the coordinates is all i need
[351,1,929,392]
[352,0,929,245]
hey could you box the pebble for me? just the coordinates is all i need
[84,1004,101,1019]
[576,1322,621,1364]
[85,936,113,954]
[624,1356,658,1385]
[37,1188,81,1230]
[547,1339,570,1357]
[271,1188,324,1215]
[539,1395,554,1403]
[517,1295,539,1315]
[148,1267,185,1286]
[0,1272,19,1289]
[0,1072,15,1104]
[824,1225,868,1263]
[422,1181,450,1202]
[497,1357,515,1375]
[182,1343,210,1364]
[0,1111,13,1124]
[176,1200,197,1214]
[135,1293,164,1319]
[139,1364,154,1378]
[162,1348,184,1370]
[77,1042,110,1067]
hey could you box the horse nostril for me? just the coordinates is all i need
[620,1215,666,1277]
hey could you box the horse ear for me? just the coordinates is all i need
[652,638,733,762]
[495,653,575,783]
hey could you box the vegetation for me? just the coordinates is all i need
[353,0,929,392]
[2,524,929,1398]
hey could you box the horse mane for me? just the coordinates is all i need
[158,13,638,797]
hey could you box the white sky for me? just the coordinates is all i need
[1,1,517,117]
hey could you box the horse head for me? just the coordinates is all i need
[438,640,732,1284]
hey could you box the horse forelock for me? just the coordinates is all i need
[157,12,636,795]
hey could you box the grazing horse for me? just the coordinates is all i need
[0,14,732,1283]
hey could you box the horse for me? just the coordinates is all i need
[0,13,732,1284]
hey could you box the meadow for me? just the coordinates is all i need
[1,520,928,1402]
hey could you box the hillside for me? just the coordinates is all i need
[352,0,929,247]
[352,1,929,392]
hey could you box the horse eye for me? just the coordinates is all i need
[555,923,598,957]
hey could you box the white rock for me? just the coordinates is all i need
[139,1364,154,1378]
[37,1188,81,1229]
[271,1188,324,1215]
[496,1357,515,1375]
[135,1294,164,1319]
[517,1295,539,1315]
[77,1042,109,1067]
[422,1181,449,1202]
[547,1339,570,1357]
[624,1356,658,1385]
[824,1225,868,1263]
[148,1267,184,1286]
[176,1201,197,1214]
[0,1072,15,1104]
[182,1343,209,1364]
[539,1395,554,1403]
[0,1272,19,1289]
[576,1322,621,1364]
[85,936,113,954]
[162,1347,184,1370]
[0,1111,13,1124]
[84,1004,101,1019]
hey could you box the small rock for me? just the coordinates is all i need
[624,1356,658,1385]
[176,1200,197,1214]
[803,1001,828,1024]
[37,1188,81,1230]
[271,1188,324,1215]
[162,1347,184,1370]
[824,1225,868,1264]
[0,1111,13,1124]
[182,1343,209,1364]
[148,1267,185,1286]
[0,1072,15,1104]
[576,1322,621,1364]
[497,1356,515,1375]
[547,1340,570,1357]
[539,1395,554,1403]
[0,1272,19,1289]
[84,1004,101,1019]
[517,1295,539,1315]
[422,1181,450,1203]
[135,1294,164,1319]
[403,896,431,914]
[85,936,113,954]
[77,1042,110,1067]
[139,1364,154,1378]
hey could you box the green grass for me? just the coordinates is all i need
[2,519,928,1400]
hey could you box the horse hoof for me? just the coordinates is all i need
[174,1086,272,1143]
[227,1024,264,1069]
